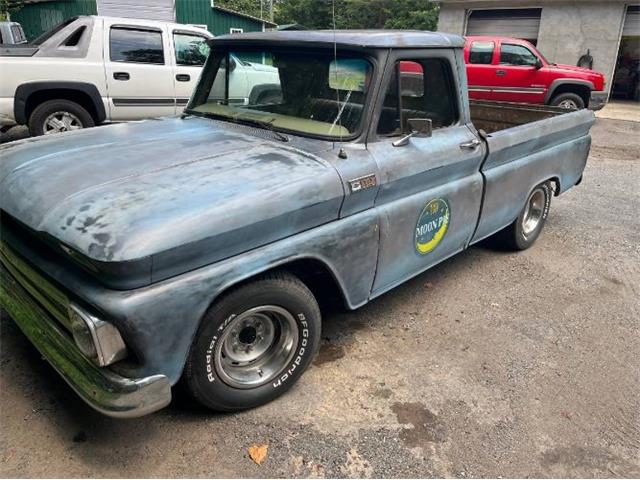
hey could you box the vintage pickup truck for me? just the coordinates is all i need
[0,31,594,418]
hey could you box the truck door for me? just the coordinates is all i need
[368,51,485,296]
[104,22,176,120]
[171,30,211,112]
[489,41,546,103]
[465,39,497,101]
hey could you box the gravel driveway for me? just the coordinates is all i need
[1,117,639,478]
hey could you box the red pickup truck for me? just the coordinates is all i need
[463,36,607,110]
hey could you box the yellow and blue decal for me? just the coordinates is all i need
[414,199,450,255]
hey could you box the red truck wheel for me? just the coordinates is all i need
[550,93,585,110]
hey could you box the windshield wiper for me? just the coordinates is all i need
[235,117,289,142]
[182,110,289,142]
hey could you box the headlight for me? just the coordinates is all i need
[68,304,128,367]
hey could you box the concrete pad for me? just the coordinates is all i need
[596,100,640,122]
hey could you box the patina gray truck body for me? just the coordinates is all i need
[0,31,594,417]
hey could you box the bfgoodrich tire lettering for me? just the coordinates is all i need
[183,272,321,412]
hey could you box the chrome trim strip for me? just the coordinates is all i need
[469,86,545,94]
[112,98,175,106]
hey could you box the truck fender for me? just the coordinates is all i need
[14,81,106,125]
[544,79,594,104]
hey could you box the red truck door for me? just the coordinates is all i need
[465,39,497,101]
[491,41,546,104]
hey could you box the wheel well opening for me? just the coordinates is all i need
[219,259,349,315]
[274,259,348,315]
[548,176,561,196]
[25,89,99,123]
[551,84,591,107]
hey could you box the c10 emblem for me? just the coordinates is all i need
[414,198,450,255]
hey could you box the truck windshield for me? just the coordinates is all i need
[187,49,373,139]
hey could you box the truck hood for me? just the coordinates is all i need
[1,117,344,286]
[550,63,605,88]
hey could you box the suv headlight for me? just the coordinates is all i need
[68,304,128,367]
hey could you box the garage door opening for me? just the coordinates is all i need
[97,0,176,22]
[612,5,640,100]
[465,8,542,45]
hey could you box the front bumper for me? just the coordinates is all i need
[589,91,608,111]
[0,260,171,418]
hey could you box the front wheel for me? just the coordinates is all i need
[183,272,321,412]
[493,181,553,251]
[550,92,585,110]
[28,99,95,137]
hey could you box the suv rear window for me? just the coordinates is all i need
[110,27,164,64]
[469,41,494,64]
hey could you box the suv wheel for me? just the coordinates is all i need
[183,272,321,412]
[28,99,95,137]
[550,93,585,110]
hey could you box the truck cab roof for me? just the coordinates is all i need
[212,30,464,49]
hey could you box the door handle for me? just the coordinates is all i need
[113,72,130,81]
[460,139,481,150]
[176,74,191,82]
[496,69,507,77]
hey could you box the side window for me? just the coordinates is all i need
[499,44,538,66]
[174,33,210,66]
[469,41,495,64]
[377,58,458,136]
[61,26,86,47]
[110,27,164,64]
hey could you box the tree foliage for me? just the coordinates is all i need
[215,0,439,31]
[0,0,24,20]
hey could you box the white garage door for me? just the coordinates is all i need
[97,0,176,22]
[466,8,542,44]
[622,5,640,36]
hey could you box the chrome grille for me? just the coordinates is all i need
[0,241,72,332]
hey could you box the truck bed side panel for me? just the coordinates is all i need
[471,109,594,243]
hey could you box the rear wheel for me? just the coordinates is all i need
[183,272,321,412]
[493,181,552,251]
[550,92,585,110]
[28,99,95,137]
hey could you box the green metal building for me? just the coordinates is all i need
[12,0,275,41]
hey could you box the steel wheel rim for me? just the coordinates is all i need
[522,188,545,237]
[43,111,83,134]
[558,99,578,109]
[214,305,298,389]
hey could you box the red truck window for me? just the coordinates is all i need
[499,43,538,66]
[469,41,494,64]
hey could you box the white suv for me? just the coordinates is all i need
[0,16,279,136]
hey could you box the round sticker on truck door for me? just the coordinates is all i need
[415,199,450,255]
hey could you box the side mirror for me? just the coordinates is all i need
[534,58,543,69]
[408,118,432,138]
[392,118,433,147]
[229,57,237,72]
